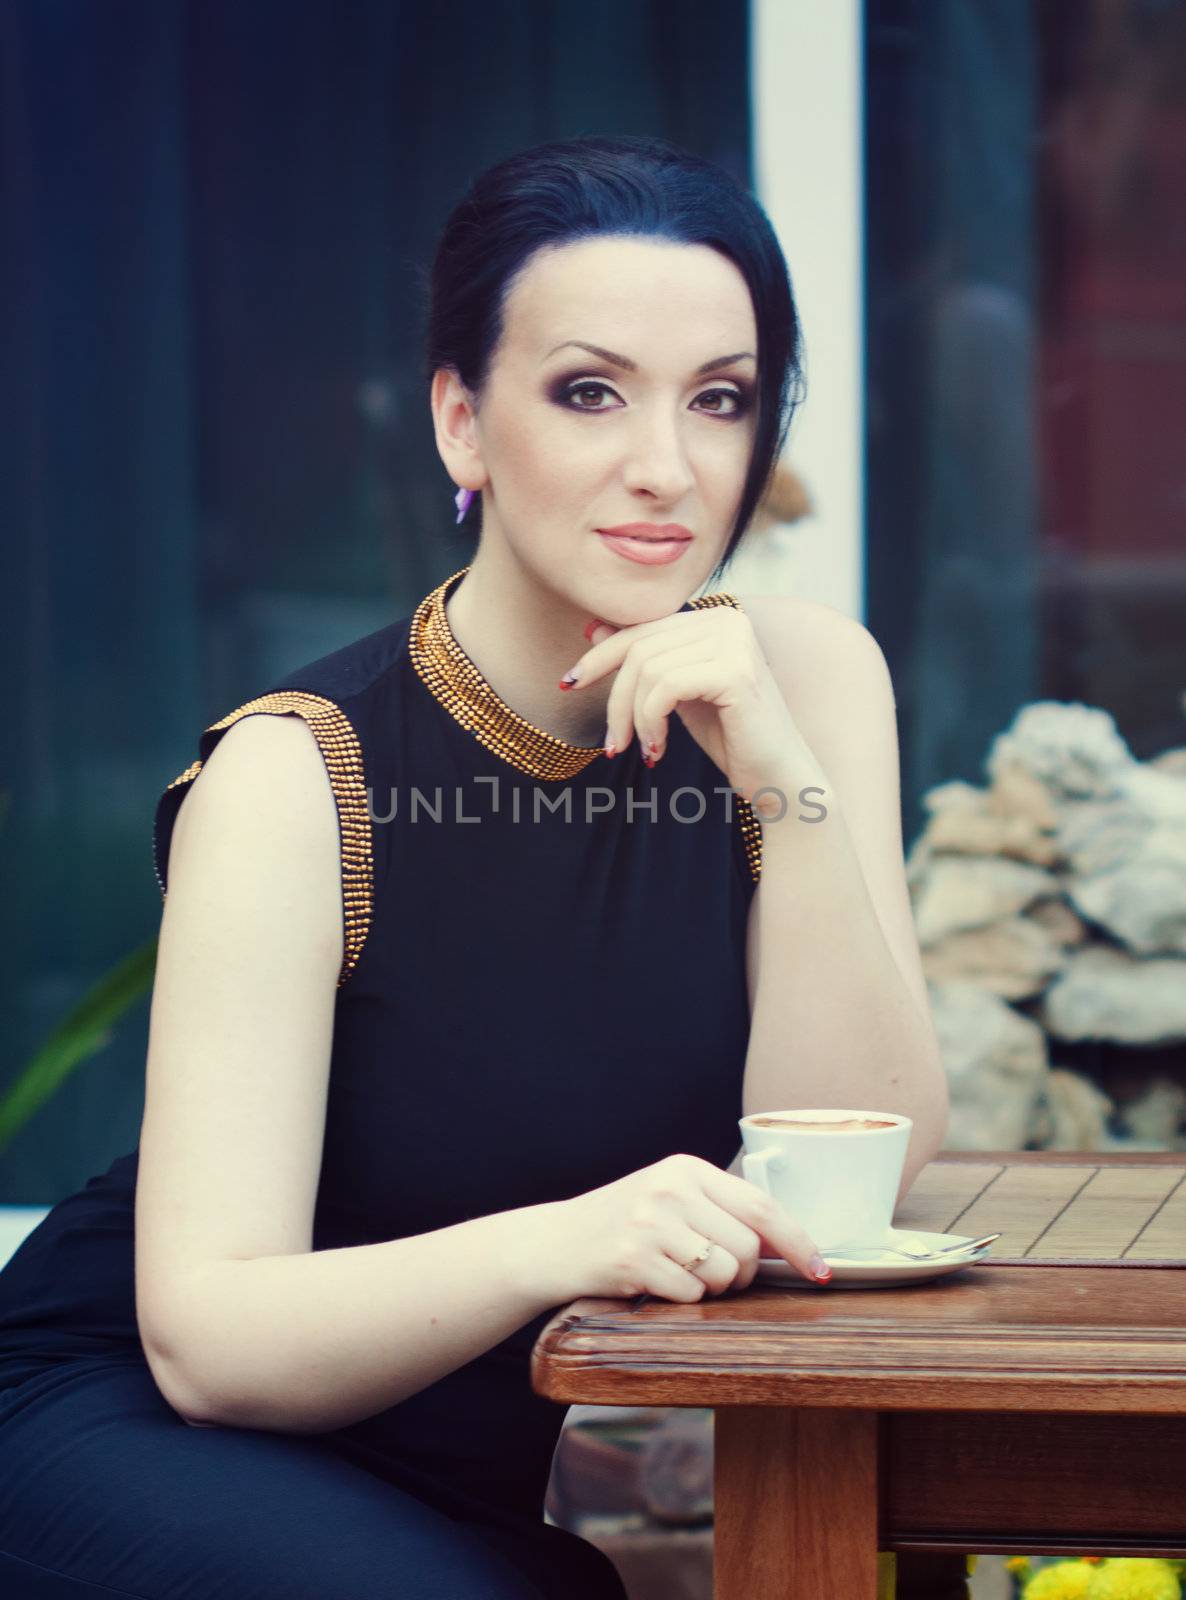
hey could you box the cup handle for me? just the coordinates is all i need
[742,1147,784,1198]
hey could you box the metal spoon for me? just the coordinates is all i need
[825,1232,1002,1262]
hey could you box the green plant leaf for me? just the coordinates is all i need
[0,939,158,1153]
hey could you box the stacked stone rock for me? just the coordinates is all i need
[907,699,1186,1153]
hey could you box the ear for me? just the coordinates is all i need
[430,367,485,494]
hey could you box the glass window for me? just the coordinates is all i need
[865,0,1186,846]
[1,1,752,1201]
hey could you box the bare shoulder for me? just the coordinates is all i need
[154,704,345,1045]
[730,591,888,719]
[731,589,873,654]
[194,708,336,798]
[160,706,345,1002]
[171,711,340,861]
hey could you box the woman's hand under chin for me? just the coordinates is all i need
[559,605,824,816]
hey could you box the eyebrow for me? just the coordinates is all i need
[543,340,756,376]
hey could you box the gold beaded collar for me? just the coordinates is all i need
[408,566,605,781]
[407,565,746,784]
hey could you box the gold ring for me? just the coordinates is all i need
[680,1238,715,1272]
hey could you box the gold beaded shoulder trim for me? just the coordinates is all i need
[156,691,373,989]
[688,592,762,885]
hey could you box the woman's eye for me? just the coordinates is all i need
[562,381,619,411]
[696,388,748,416]
[558,381,749,417]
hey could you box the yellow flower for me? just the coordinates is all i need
[1085,1559,1181,1600]
[1023,1563,1095,1600]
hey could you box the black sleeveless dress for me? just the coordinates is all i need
[0,566,762,1599]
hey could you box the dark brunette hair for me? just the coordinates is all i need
[422,133,805,584]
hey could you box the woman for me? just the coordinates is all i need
[0,134,948,1598]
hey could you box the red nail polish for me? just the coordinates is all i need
[643,754,655,769]
[558,679,573,691]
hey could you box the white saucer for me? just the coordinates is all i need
[755,1227,993,1289]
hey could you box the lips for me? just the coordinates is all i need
[597,529,693,566]
[597,523,692,542]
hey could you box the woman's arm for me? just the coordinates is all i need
[564,594,949,1207]
[136,714,565,1436]
[738,597,950,1203]
[744,806,947,1208]
[150,1204,567,1435]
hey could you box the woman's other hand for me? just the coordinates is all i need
[561,609,820,817]
[532,1152,831,1304]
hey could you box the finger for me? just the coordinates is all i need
[687,1157,829,1284]
[664,1226,740,1296]
[676,1193,765,1290]
[638,658,767,767]
[563,611,703,691]
[664,1219,755,1297]
[604,636,709,761]
[629,640,717,761]
[645,1254,711,1304]
[638,663,748,757]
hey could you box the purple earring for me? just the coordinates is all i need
[454,487,474,524]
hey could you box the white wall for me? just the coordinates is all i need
[0,1207,50,1269]
[725,0,864,622]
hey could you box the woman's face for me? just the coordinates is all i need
[437,235,759,623]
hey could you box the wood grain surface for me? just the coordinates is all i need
[531,1154,1186,1414]
[896,1151,1186,1266]
[715,1408,878,1594]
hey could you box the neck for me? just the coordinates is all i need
[443,547,612,747]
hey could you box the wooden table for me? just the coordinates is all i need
[532,1152,1186,1599]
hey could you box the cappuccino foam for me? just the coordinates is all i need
[748,1115,899,1133]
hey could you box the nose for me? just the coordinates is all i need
[620,407,696,504]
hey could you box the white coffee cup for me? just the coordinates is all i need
[739,1108,913,1251]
